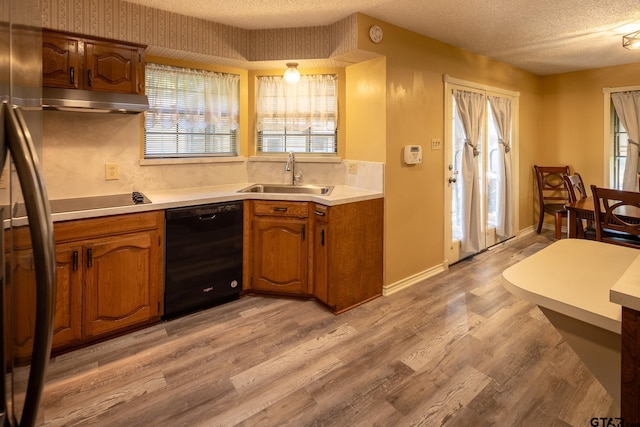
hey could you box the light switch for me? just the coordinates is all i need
[431,138,442,150]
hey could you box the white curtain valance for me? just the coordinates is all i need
[256,74,337,133]
[145,63,240,131]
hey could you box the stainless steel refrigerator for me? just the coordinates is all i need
[1,0,57,426]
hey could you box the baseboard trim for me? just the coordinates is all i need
[383,264,445,296]
[383,227,538,297]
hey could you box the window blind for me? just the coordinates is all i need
[256,74,338,154]
[144,63,240,158]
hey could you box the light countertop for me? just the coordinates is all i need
[36,183,383,224]
[610,254,640,312]
[502,239,640,333]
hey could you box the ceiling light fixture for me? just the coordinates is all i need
[623,30,640,50]
[283,62,300,84]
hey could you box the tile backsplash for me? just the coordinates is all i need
[42,111,383,200]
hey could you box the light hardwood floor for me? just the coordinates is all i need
[34,230,617,426]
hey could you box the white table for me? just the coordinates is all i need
[503,238,640,334]
[502,238,640,405]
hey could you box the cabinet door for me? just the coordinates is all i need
[8,243,83,359]
[84,41,144,94]
[313,220,329,305]
[8,249,37,360]
[52,243,84,348]
[322,200,384,314]
[42,33,80,89]
[84,231,160,337]
[252,216,308,294]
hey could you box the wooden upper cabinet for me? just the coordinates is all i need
[42,33,80,89]
[84,41,144,94]
[42,30,146,95]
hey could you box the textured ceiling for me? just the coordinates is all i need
[126,0,640,75]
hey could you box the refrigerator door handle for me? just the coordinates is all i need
[5,103,56,427]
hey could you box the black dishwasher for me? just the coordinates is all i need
[164,201,243,319]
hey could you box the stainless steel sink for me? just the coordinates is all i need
[238,184,334,195]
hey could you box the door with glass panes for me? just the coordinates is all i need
[444,80,518,266]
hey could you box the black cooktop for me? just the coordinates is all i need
[8,191,151,218]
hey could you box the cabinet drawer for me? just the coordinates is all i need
[253,201,308,218]
[313,204,329,223]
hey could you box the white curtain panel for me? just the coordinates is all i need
[488,95,514,237]
[611,91,640,191]
[453,89,485,253]
[145,63,240,131]
[256,74,337,132]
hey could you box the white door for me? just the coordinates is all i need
[444,78,518,266]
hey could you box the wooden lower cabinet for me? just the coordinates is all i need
[247,201,310,295]
[8,242,84,360]
[84,231,160,337]
[52,243,84,347]
[5,211,163,356]
[312,199,384,314]
[244,198,384,313]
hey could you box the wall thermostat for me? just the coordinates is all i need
[403,145,422,165]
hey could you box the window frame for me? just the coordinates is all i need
[143,62,241,160]
[603,85,640,188]
[255,74,339,156]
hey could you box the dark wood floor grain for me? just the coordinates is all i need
[34,230,617,426]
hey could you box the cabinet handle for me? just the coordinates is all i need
[69,66,75,85]
[87,69,93,87]
[320,229,325,246]
[273,207,288,212]
[301,225,306,241]
[314,210,326,217]
[72,250,78,271]
[87,248,93,268]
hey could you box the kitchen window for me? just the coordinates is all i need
[256,74,338,154]
[144,63,240,158]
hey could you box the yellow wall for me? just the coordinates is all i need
[540,63,640,192]
[353,14,542,285]
[345,57,386,162]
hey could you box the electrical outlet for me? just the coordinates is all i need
[431,138,442,150]
[347,162,358,174]
[105,163,119,180]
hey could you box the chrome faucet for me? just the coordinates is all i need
[285,151,302,185]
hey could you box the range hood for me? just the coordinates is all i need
[42,87,149,113]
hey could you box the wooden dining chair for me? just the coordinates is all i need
[590,185,640,248]
[563,173,594,239]
[534,165,570,240]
